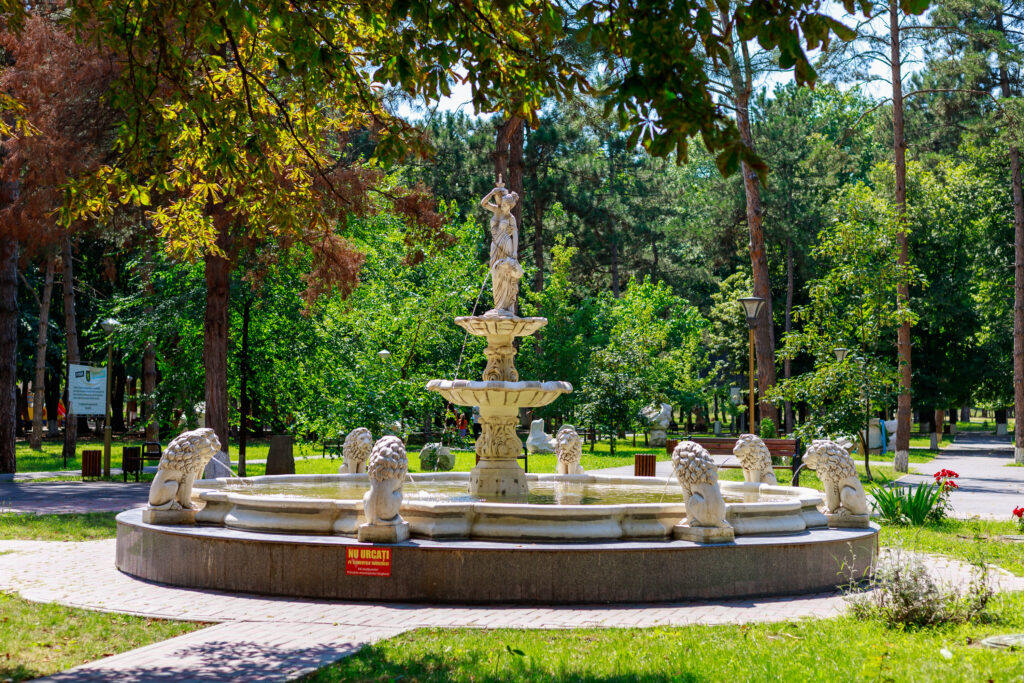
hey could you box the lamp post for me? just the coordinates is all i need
[100,317,121,477]
[738,297,765,434]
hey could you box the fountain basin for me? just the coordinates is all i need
[191,473,827,542]
[426,379,572,408]
[454,315,548,338]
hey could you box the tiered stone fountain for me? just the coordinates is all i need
[113,176,878,604]
[427,179,570,498]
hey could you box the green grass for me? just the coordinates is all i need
[0,513,119,541]
[308,591,1024,683]
[879,519,1024,577]
[0,592,203,682]
[14,437,321,472]
[909,434,953,450]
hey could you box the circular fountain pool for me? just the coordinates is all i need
[188,472,828,541]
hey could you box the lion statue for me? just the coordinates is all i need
[671,441,730,529]
[555,425,584,475]
[733,433,778,485]
[803,439,869,517]
[363,436,408,526]
[148,428,221,510]
[340,427,373,474]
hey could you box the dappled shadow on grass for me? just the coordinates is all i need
[0,663,37,683]
[303,643,703,683]
[0,511,119,541]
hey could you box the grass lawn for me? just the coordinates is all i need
[14,437,321,472]
[0,592,203,682]
[308,591,1024,683]
[878,519,1024,576]
[0,512,119,541]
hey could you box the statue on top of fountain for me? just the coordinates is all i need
[480,175,524,316]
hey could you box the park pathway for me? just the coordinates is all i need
[898,432,1024,518]
[3,538,1022,682]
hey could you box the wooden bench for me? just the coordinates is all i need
[142,441,162,465]
[322,438,344,459]
[670,437,804,485]
[122,446,142,482]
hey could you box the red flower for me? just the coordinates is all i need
[943,480,959,491]
[934,469,959,480]
[1014,507,1024,519]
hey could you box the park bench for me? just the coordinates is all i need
[322,438,344,459]
[671,437,804,485]
[122,446,142,482]
[142,441,162,466]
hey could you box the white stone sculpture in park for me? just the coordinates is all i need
[144,427,221,524]
[555,425,584,475]
[802,439,870,527]
[642,402,673,446]
[733,433,778,485]
[526,418,557,454]
[358,436,410,543]
[670,441,734,543]
[339,427,373,474]
[480,175,524,315]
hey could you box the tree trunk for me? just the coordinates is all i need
[61,237,81,464]
[784,238,794,434]
[995,10,1024,462]
[724,25,778,429]
[45,367,59,434]
[533,187,545,292]
[204,247,231,458]
[142,259,158,442]
[0,238,16,473]
[891,2,913,472]
[493,116,525,235]
[110,358,126,432]
[30,253,55,450]
[238,294,251,477]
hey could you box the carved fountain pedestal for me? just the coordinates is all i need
[427,313,571,499]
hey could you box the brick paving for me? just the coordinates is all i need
[3,538,1024,681]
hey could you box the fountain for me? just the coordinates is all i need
[427,176,570,499]
[113,179,878,604]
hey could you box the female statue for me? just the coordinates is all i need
[480,176,523,314]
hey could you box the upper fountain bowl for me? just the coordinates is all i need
[455,314,548,338]
[427,378,572,407]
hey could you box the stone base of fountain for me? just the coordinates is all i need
[358,520,410,544]
[468,460,529,499]
[115,508,878,603]
[826,513,871,528]
[672,524,734,544]
[142,508,197,525]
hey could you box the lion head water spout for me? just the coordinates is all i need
[427,177,571,499]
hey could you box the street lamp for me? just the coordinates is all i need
[833,347,850,363]
[377,349,392,361]
[100,317,121,477]
[738,297,764,433]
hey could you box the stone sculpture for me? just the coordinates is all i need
[144,427,221,524]
[480,176,524,315]
[358,435,410,543]
[419,442,454,471]
[671,441,733,543]
[555,425,584,475]
[733,433,778,485]
[803,438,870,527]
[642,402,673,447]
[339,427,373,474]
[526,419,557,454]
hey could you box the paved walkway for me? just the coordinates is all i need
[897,433,1024,518]
[3,538,1021,681]
[0,480,150,513]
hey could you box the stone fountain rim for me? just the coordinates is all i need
[425,379,573,392]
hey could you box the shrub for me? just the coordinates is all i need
[847,550,992,628]
[759,417,777,439]
[869,478,948,525]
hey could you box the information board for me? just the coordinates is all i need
[345,547,392,577]
[67,363,107,416]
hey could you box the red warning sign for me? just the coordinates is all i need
[345,546,392,577]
